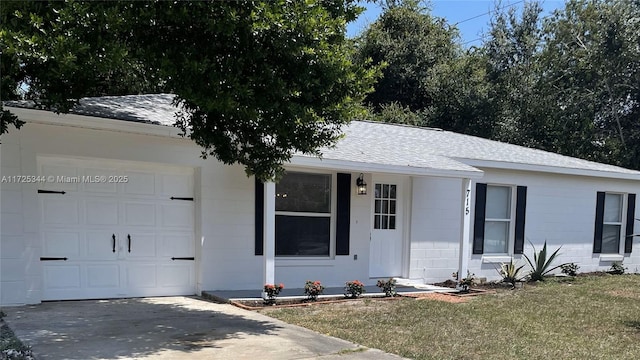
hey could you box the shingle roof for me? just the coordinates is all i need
[333,121,640,176]
[5,93,640,178]
[4,94,178,126]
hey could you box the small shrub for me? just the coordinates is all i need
[304,280,324,301]
[524,240,565,281]
[344,280,365,298]
[609,262,626,275]
[561,263,580,276]
[497,258,525,288]
[452,270,476,293]
[263,283,284,305]
[376,278,397,297]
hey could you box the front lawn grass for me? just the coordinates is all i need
[262,275,640,360]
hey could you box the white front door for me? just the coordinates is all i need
[369,177,403,277]
[39,157,195,300]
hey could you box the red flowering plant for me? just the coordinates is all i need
[304,280,324,301]
[344,280,365,298]
[263,283,284,305]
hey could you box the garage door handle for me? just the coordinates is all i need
[127,234,131,253]
[112,234,116,253]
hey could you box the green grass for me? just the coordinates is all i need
[262,275,640,360]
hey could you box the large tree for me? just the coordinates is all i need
[539,0,640,169]
[482,1,552,148]
[354,0,458,112]
[355,1,493,137]
[1,0,378,180]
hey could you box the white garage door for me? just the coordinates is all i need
[38,157,195,300]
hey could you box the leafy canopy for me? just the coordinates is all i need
[1,0,378,180]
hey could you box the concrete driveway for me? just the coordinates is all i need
[4,296,405,360]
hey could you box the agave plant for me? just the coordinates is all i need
[524,241,565,281]
[497,258,525,288]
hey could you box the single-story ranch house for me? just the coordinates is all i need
[1,94,639,306]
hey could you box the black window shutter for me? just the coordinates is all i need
[625,193,636,253]
[336,173,351,255]
[593,191,605,254]
[514,186,527,254]
[473,183,487,254]
[254,179,264,256]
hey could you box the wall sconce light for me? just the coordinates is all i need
[356,173,367,195]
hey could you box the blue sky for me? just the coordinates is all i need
[347,0,566,47]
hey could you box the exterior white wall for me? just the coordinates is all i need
[0,120,379,304]
[0,121,267,305]
[467,168,640,282]
[4,116,640,304]
[408,176,463,283]
[1,130,35,305]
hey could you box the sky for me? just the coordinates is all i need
[347,0,567,47]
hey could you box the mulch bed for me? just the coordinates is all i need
[232,288,498,309]
[232,295,405,310]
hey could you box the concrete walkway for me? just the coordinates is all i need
[4,296,406,360]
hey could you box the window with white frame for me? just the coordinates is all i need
[374,183,397,230]
[484,185,512,253]
[602,193,623,254]
[275,172,332,256]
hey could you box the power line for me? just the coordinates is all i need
[459,1,560,46]
[453,0,527,26]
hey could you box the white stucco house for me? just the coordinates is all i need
[1,94,639,306]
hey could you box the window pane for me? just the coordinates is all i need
[389,185,397,199]
[602,224,621,253]
[382,215,389,229]
[486,186,511,219]
[383,184,390,198]
[382,200,389,214]
[389,200,396,215]
[484,221,509,253]
[275,216,330,256]
[389,215,396,229]
[275,172,331,213]
[374,215,381,229]
[604,193,622,222]
[375,200,382,213]
[375,184,382,198]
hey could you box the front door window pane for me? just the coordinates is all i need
[374,183,397,230]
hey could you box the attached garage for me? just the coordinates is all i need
[38,156,195,300]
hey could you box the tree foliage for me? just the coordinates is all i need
[539,0,640,169]
[355,0,458,112]
[356,1,494,138]
[1,0,378,180]
[361,0,640,171]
